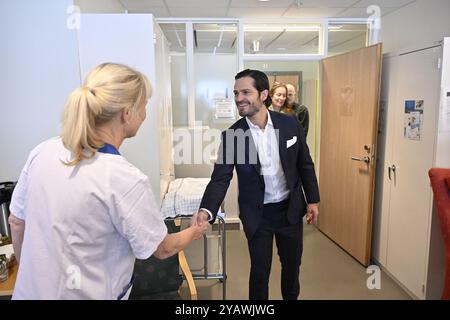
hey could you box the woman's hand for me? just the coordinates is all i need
[190,217,209,240]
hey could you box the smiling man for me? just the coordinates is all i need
[196,69,320,300]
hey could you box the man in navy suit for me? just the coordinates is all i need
[196,69,320,300]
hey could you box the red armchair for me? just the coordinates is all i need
[428,168,450,300]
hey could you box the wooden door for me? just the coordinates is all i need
[318,44,382,266]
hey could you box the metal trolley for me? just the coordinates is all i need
[176,215,227,300]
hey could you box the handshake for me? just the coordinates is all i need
[188,210,210,240]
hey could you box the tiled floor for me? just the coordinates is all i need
[181,223,411,300]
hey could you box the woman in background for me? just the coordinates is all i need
[268,82,289,112]
[8,63,207,300]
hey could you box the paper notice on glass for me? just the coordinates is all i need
[404,100,424,140]
[214,99,236,120]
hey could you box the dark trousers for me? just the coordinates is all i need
[247,199,303,300]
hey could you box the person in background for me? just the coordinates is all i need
[195,69,320,300]
[8,63,207,300]
[285,83,309,138]
[267,82,289,112]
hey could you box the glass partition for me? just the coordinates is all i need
[193,23,238,131]
[159,23,186,53]
[328,23,368,56]
[160,23,188,127]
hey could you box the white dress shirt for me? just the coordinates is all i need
[200,112,290,219]
[245,112,290,204]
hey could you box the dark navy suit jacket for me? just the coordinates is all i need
[200,110,320,239]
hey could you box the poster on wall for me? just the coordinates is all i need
[404,100,424,141]
[214,98,236,121]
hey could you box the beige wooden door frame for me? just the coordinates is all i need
[318,44,383,266]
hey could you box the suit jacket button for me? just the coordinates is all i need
[258,204,263,210]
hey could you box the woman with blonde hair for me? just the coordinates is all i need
[268,82,289,112]
[8,63,207,300]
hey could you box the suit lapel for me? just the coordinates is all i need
[239,118,263,182]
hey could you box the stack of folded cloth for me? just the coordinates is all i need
[161,178,224,220]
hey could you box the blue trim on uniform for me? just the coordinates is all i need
[117,274,134,300]
[98,143,120,155]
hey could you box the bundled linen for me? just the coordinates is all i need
[161,178,214,219]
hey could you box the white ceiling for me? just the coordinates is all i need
[75,0,417,18]
[74,0,416,55]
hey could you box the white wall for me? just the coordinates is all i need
[194,54,237,127]
[0,0,80,181]
[170,55,189,127]
[77,14,161,198]
[381,0,450,53]
[154,22,175,201]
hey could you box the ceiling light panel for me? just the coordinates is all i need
[166,0,230,7]
[231,0,294,7]
[295,0,356,7]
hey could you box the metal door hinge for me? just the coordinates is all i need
[438,57,442,69]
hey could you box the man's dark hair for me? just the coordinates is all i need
[235,69,269,93]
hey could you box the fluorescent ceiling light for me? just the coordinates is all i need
[252,40,260,52]
[196,28,236,32]
[244,25,320,32]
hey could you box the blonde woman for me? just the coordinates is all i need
[268,82,289,112]
[8,63,207,300]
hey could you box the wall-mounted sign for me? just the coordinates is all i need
[404,100,424,141]
[214,98,236,120]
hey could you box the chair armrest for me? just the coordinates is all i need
[178,250,197,300]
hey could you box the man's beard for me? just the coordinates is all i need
[237,99,262,117]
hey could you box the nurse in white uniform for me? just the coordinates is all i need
[8,63,207,299]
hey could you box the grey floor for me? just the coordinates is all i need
[181,223,411,300]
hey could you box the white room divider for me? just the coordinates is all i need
[77,13,173,201]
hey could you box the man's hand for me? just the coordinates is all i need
[190,210,210,227]
[196,210,210,226]
[306,203,319,225]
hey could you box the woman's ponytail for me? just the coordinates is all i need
[60,62,151,166]
[61,87,102,166]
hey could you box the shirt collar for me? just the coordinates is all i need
[245,110,274,131]
[97,143,121,155]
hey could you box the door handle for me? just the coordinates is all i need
[351,156,370,164]
[388,164,396,180]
